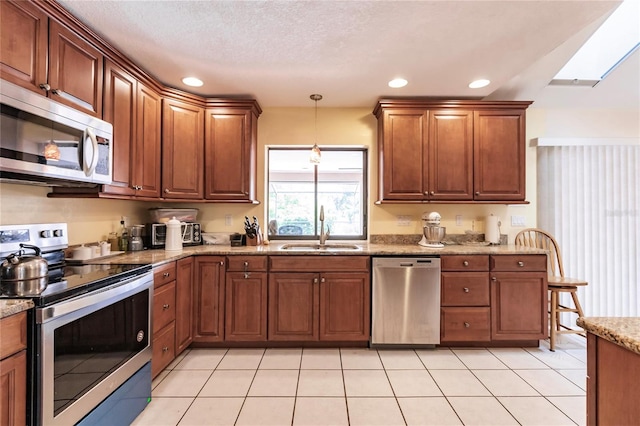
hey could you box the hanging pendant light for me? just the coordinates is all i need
[309,94,322,164]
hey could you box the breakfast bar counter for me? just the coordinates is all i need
[577,317,640,425]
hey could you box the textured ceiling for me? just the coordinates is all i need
[57,0,636,108]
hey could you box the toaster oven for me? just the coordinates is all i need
[146,223,202,248]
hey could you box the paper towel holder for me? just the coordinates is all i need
[485,214,502,245]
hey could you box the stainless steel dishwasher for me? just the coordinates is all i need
[371,257,441,347]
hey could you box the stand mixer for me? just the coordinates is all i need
[419,211,446,248]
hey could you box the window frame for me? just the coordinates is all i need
[266,146,368,241]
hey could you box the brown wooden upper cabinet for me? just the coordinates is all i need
[205,102,261,202]
[373,100,531,203]
[162,98,205,199]
[1,1,103,117]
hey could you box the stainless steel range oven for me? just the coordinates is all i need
[0,223,153,425]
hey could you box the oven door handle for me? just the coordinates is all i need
[37,272,153,324]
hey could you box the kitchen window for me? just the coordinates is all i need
[267,147,367,240]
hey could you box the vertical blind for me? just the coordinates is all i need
[537,144,639,318]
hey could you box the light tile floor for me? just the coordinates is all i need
[133,336,586,426]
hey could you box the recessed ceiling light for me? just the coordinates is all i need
[468,79,490,89]
[388,78,408,88]
[182,77,204,87]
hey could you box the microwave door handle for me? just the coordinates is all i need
[83,128,99,177]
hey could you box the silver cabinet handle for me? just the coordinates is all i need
[463,287,470,293]
[475,191,480,196]
[430,191,435,195]
[162,304,170,310]
[518,261,525,267]
[492,276,497,281]
[164,188,170,193]
[39,83,50,91]
[163,272,170,278]
[321,277,325,283]
[162,346,169,353]
[220,261,224,266]
[463,260,469,266]
[464,322,470,328]
[51,89,61,95]
[314,278,318,284]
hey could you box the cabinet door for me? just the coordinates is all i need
[175,257,194,354]
[162,99,204,199]
[225,272,267,341]
[134,82,162,198]
[319,272,370,341]
[0,0,48,94]
[490,272,547,340]
[473,109,526,201]
[428,110,473,200]
[48,19,103,117]
[193,256,225,342]
[205,108,256,201]
[102,59,136,196]
[268,273,319,341]
[0,350,27,426]
[379,109,428,200]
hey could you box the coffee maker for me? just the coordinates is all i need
[129,225,144,251]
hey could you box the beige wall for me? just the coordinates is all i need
[2,105,636,245]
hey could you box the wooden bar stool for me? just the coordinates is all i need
[515,228,588,351]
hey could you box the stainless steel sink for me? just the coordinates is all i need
[280,243,361,251]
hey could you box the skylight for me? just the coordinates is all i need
[550,0,640,86]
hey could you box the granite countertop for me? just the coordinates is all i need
[80,243,547,267]
[0,299,34,319]
[577,317,640,355]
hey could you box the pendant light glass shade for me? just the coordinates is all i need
[309,94,322,164]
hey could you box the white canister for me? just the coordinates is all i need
[165,217,183,251]
[72,244,93,260]
[99,241,111,256]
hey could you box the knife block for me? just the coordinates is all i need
[246,227,263,246]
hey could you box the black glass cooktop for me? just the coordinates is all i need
[0,263,151,306]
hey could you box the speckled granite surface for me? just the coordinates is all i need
[0,299,34,319]
[577,317,640,355]
[79,243,547,266]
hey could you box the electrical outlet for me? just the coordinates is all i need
[225,214,232,226]
[456,215,463,226]
[397,215,411,226]
[511,215,526,227]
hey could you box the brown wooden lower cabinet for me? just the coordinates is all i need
[267,256,370,343]
[225,271,268,341]
[441,307,491,342]
[193,256,225,343]
[175,257,195,353]
[268,273,319,341]
[152,323,175,378]
[0,311,27,426]
[587,333,640,426]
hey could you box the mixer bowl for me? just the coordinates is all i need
[423,225,446,244]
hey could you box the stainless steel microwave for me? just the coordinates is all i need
[146,223,202,248]
[0,79,113,185]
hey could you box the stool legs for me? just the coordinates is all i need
[550,289,558,351]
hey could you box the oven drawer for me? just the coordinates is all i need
[441,307,491,342]
[154,262,177,288]
[152,323,175,378]
[153,281,176,333]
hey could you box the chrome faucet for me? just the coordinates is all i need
[319,205,330,246]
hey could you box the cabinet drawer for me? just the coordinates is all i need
[491,255,546,272]
[0,311,27,359]
[441,255,489,271]
[154,262,177,288]
[270,256,369,272]
[441,307,491,342]
[441,273,489,306]
[227,256,268,272]
[153,281,176,333]
[152,323,175,378]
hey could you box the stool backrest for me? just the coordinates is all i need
[514,228,565,277]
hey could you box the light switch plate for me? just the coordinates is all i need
[225,214,232,226]
[511,215,526,227]
[456,215,463,226]
[397,215,412,226]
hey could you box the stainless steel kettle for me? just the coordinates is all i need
[1,244,49,295]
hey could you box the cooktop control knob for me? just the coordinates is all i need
[40,230,51,238]
[54,229,64,237]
